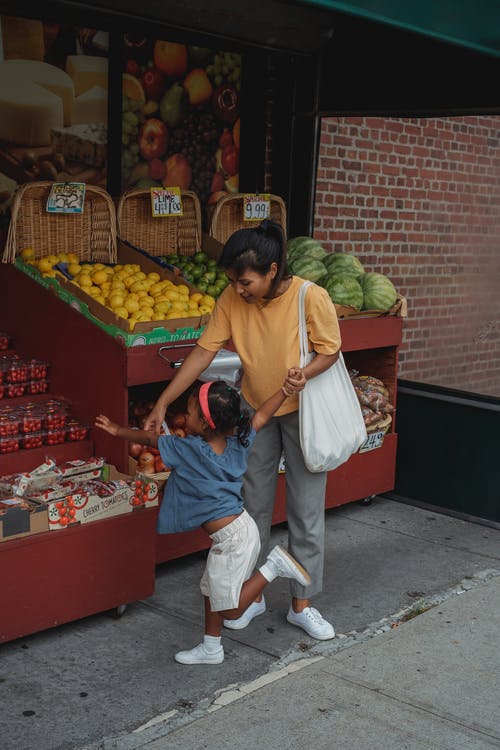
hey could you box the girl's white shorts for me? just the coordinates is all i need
[200,509,261,611]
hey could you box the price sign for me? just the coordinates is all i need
[243,193,270,222]
[151,187,183,217]
[359,431,385,454]
[46,182,86,214]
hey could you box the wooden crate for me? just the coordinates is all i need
[117,187,202,257]
[209,192,287,245]
[2,181,117,263]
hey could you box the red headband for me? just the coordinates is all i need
[199,382,216,430]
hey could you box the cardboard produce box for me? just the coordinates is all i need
[0,498,48,543]
[40,467,159,531]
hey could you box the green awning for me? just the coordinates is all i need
[300,0,500,57]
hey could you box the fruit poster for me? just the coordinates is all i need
[0,16,109,224]
[122,35,241,223]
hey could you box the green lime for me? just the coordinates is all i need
[193,251,208,265]
[207,258,218,269]
[202,270,217,283]
[197,281,208,293]
[206,284,218,297]
[191,265,205,279]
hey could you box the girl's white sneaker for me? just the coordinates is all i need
[174,642,224,664]
[223,596,266,630]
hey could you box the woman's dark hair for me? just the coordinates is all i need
[191,381,251,446]
[219,219,289,297]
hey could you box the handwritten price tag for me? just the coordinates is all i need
[46,182,86,214]
[151,187,183,217]
[359,431,384,453]
[243,194,270,222]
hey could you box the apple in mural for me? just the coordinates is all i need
[141,67,166,102]
[138,118,168,161]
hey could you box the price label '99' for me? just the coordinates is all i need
[243,194,270,222]
[151,187,183,217]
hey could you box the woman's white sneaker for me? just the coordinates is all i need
[286,606,335,640]
[174,642,224,664]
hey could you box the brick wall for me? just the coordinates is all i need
[314,116,500,398]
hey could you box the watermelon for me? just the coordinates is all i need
[287,236,326,261]
[324,252,364,277]
[360,272,397,311]
[289,256,327,283]
[324,274,364,310]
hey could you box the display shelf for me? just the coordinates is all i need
[0,263,403,567]
[0,438,93,474]
[0,507,157,643]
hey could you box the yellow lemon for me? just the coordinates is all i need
[165,311,183,320]
[114,306,129,320]
[154,301,170,314]
[67,253,79,264]
[130,280,147,293]
[57,253,70,263]
[92,263,106,271]
[20,247,36,261]
[200,294,216,308]
[80,263,93,272]
[94,295,106,305]
[91,270,108,286]
[189,292,203,304]
[198,304,213,314]
[68,263,82,276]
[188,309,202,317]
[127,292,140,301]
[87,285,102,297]
[137,308,153,321]
[134,271,146,281]
[139,295,155,307]
[128,316,138,331]
[187,301,199,311]
[113,264,123,271]
[165,289,180,302]
[38,258,53,273]
[109,294,125,309]
[124,297,140,314]
[149,282,164,296]
[147,272,161,283]
[170,300,188,312]
[152,312,167,321]
[46,254,58,265]
[42,270,57,278]
[176,284,190,297]
[78,274,93,288]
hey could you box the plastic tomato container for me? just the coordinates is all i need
[66,421,90,441]
[0,435,20,453]
[0,415,20,437]
[4,383,26,398]
[43,408,67,430]
[19,411,44,433]
[44,427,67,446]
[25,380,50,395]
[28,359,50,380]
[3,361,29,383]
[0,332,10,350]
[20,431,45,450]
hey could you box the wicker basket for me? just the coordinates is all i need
[209,193,287,245]
[2,181,117,263]
[117,188,202,257]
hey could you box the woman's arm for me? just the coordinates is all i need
[143,344,217,432]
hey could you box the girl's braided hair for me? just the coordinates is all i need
[191,381,251,446]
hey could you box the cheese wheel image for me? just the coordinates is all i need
[0,59,75,145]
[66,55,108,96]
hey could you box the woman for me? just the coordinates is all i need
[144,219,341,640]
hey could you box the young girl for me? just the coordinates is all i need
[95,379,310,665]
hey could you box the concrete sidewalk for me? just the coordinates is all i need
[111,573,500,750]
[1,497,499,750]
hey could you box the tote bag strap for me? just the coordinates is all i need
[298,281,313,368]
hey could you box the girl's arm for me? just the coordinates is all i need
[143,344,217,433]
[285,351,339,393]
[251,388,288,433]
[95,415,159,449]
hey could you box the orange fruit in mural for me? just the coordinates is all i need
[153,41,188,78]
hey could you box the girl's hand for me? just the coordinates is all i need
[95,414,119,436]
[285,367,307,394]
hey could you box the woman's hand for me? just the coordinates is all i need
[285,367,307,394]
[143,403,167,434]
[95,414,119,436]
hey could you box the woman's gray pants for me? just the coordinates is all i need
[242,406,327,599]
